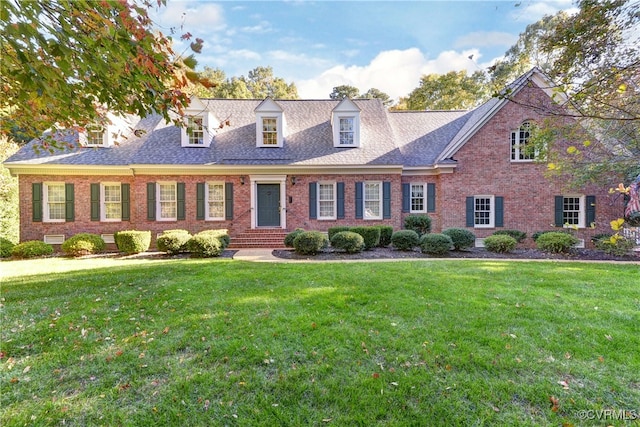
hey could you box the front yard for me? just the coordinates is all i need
[1,258,639,426]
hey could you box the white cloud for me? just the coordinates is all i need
[296,48,488,101]
[511,1,579,22]
[155,2,225,32]
[455,31,518,48]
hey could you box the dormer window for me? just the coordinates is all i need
[332,98,360,147]
[187,116,205,145]
[86,124,106,146]
[255,98,284,148]
[181,96,215,148]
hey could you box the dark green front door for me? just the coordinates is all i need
[257,184,280,226]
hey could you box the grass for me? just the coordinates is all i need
[1,257,639,426]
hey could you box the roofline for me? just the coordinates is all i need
[4,164,134,177]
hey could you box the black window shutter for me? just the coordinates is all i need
[121,184,130,221]
[177,183,186,220]
[383,181,391,219]
[147,183,156,221]
[196,183,205,220]
[495,196,504,227]
[32,182,43,222]
[355,182,363,219]
[309,182,317,219]
[402,183,410,213]
[554,196,564,227]
[586,195,596,226]
[337,182,345,219]
[65,183,74,222]
[466,197,474,227]
[225,182,234,220]
[427,183,436,212]
[90,183,100,221]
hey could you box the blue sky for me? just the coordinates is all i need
[152,1,577,101]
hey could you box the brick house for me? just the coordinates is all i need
[4,68,624,248]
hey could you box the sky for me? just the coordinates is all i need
[151,0,578,101]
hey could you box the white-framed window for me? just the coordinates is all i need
[339,117,355,145]
[157,182,177,221]
[101,183,122,221]
[186,116,205,145]
[86,123,107,146]
[206,182,225,220]
[562,195,585,228]
[332,99,361,147]
[317,182,337,220]
[410,183,426,213]
[43,182,66,222]
[261,117,278,145]
[364,181,382,220]
[511,121,537,161]
[473,195,495,228]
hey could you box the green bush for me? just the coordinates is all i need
[11,240,54,259]
[376,225,394,247]
[330,231,365,253]
[157,231,192,254]
[442,228,476,250]
[626,211,640,227]
[492,229,527,243]
[196,229,230,248]
[483,235,517,253]
[591,233,612,245]
[419,233,453,256]
[0,237,15,258]
[187,234,223,257]
[532,230,571,241]
[293,231,329,255]
[404,214,432,236]
[114,230,151,254]
[350,226,381,250]
[536,232,579,253]
[327,226,352,241]
[594,235,635,256]
[162,229,190,235]
[61,233,105,257]
[391,230,420,251]
[284,228,305,248]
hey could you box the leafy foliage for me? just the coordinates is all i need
[157,231,192,255]
[195,66,298,99]
[419,233,453,256]
[0,236,15,258]
[492,229,527,243]
[196,230,230,249]
[0,0,206,143]
[329,85,394,106]
[293,231,328,255]
[11,240,53,258]
[483,235,518,254]
[349,226,381,250]
[114,230,151,255]
[327,226,352,241]
[375,225,394,247]
[330,231,365,254]
[284,228,306,248]
[536,232,579,253]
[403,71,489,110]
[403,214,432,236]
[442,228,476,250]
[61,233,105,257]
[593,233,635,256]
[390,230,420,251]
[187,234,223,258]
[0,137,19,243]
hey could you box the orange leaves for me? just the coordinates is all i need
[549,395,560,412]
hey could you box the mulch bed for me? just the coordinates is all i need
[272,246,640,262]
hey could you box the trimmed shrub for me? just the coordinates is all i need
[284,228,305,248]
[442,228,476,250]
[404,214,432,236]
[350,226,381,250]
[196,229,230,248]
[492,229,527,243]
[114,230,151,254]
[157,231,192,255]
[187,234,223,257]
[0,237,15,258]
[293,231,328,255]
[11,240,54,259]
[327,226,352,241]
[376,225,394,247]
[391,230,420,251]
[162,229,190,235]
[532,230,571,241]
[536,232,579,253]
[61,233,105,257]
[419,233,453,256]
[330,231,365,253]
[484,234,517,253]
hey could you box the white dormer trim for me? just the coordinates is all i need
[255,98,285,148]
[79,113,128,147]
[181,96,215,148]
[332,98,361,148]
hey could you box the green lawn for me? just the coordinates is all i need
[1,257,639,426]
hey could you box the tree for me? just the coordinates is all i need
[0,0,206,145]
[330,85,360,100]
[360,88,394,107]
[404,71,489,110]
[0,136,19,243]
[193,66,298,99]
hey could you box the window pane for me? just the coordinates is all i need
[319,201,334,218]
[474,197,491,225]
[87,124,105,145]
[159,184,176,219]
[411,184,424,211]
[47,184,66,220]
[159,184,176,202]
[318,183,335,218]
[339,117,354,145]
[188,117,204,144]
[563,197,581,225]
[103,184,121,220]
[208,184,224,219]
[364,182,380,218]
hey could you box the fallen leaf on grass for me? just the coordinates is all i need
[558,380,570,390]
[549,395,560,412]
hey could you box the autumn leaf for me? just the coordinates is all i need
[610,218,625,231]
[549,395,560,412]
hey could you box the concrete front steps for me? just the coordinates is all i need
[228,228,288,249]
